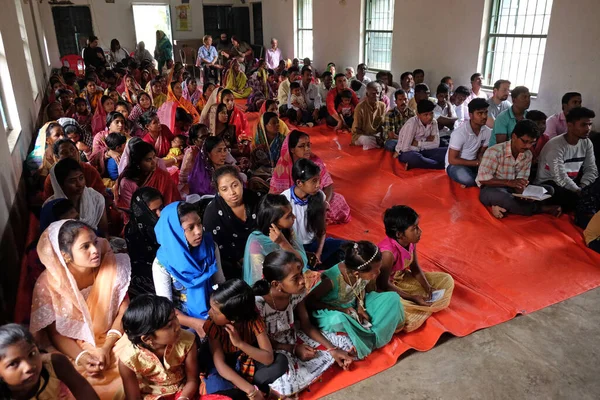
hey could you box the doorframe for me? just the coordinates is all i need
[131,2,174,51]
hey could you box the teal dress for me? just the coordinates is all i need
[312,264,404,359]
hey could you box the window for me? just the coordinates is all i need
[483,0,553,93]
[14,0,38,99]
[364,0,395,71]
[0,31,19,134]
[297,0,313,60]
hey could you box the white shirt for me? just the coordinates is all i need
[318,83,333,106]
[453,102,467,127]
[433,102,456,136]
[282,188,325,245]
[465,89,488,105]
[288,81,322,109]
[445,121,492,168]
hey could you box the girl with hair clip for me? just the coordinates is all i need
[116,295,201,400]
[377,205,454,332]
[0,323,99,399]
[252,250,354,397]
[203,279,287,400]
[306,241,404,360]
[242,194,309,285]
[282,158,346,269]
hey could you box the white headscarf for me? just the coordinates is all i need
[45,167,105,230]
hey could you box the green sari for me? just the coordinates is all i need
[155,30,173,72]
[312,264,404,359]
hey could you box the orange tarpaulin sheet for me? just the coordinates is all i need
[242,113,600,399]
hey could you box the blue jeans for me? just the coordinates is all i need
[446,165,479,187]
[304,237,346,270]
[397,148,447,170]
[384,139,397,152]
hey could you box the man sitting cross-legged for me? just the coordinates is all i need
[351,81,387,150]
[490,85,530,146]
[476,119,561,219]
[382,89,415,152]
[394,99,446,170]
[446,98,492,187]
[326,73,359,131]
[535,107,598,212]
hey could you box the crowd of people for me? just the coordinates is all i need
[5,29,599,400]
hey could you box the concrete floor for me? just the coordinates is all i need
[325,287,600,400]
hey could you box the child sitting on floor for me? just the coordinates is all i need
[0,323,99,399]
[163,135,187,169]
[73,97,92,127]
[204,279,287,400]
[253,250,354,397]
[306,241,404,360]
[104,133,127,186]
[289,81,313,126]
[282,158,346,269]
[377,205,454,332]
[117,294,199,400]
[336,89,355,129]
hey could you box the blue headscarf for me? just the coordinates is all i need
[155,201,217,319]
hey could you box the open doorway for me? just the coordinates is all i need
[132,4,173,56]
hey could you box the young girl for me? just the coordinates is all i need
[0,323,98,400]
[306,241,404,359]
[253,250,354,397]
[377,205,454,332]
[117,295,199,400]
[282,158,345,270]
[243,194,308,285]
[204,279,287,399]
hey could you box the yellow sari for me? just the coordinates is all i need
[225,69,252,99]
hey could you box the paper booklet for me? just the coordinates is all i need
[513,185,552,201]
[427,289,445,303]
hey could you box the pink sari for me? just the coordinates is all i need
[91,103,108,135]
[270,135,351,225]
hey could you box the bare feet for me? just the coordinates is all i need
[541,204,562,217]
[491,205,507,219]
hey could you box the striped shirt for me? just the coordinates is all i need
[535,133,598,192]
[476,141,532,187]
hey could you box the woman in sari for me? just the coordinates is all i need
[121,74,142,105]
[243,194,308,285]
[90,112,126,172]
[26,121,65,179]
[14,199,78,325]
[179,124,209,196]
[149,78,167,110]
[182,77,202,106]
[80,78,104,114]
[45,158,108,233]
[153,201,225,336]
[115,140,181,221]
[124,187,163,298]
[157,81,201,131]
[203,166,261,280]
[155,30,173,73]
[91,96,115,135]
[30,219,130,400]
[271,130,351,225]
[201,88,249,140]
[139,110,175,161]
[224,59,252,99]
[188,136,229,196]
[211,103,237,147]
[254,112,286,168]
[128,92,156,138]
[42,100,66,124]
[197,82,215,113]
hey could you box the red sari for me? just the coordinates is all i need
[142,124,174,158]
[116,168,181,223]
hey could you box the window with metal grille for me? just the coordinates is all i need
[364,0,395,71]
[297,0,313,60]
[483,0,553,94]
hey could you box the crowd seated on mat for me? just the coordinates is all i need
[10,27,600,400]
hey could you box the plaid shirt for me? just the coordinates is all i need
[382,107,415,140]
[476,141,532,187]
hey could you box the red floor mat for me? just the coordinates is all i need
[255,119,600,399]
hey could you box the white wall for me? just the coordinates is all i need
[40,0,293,69]
[313,0,364,73]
